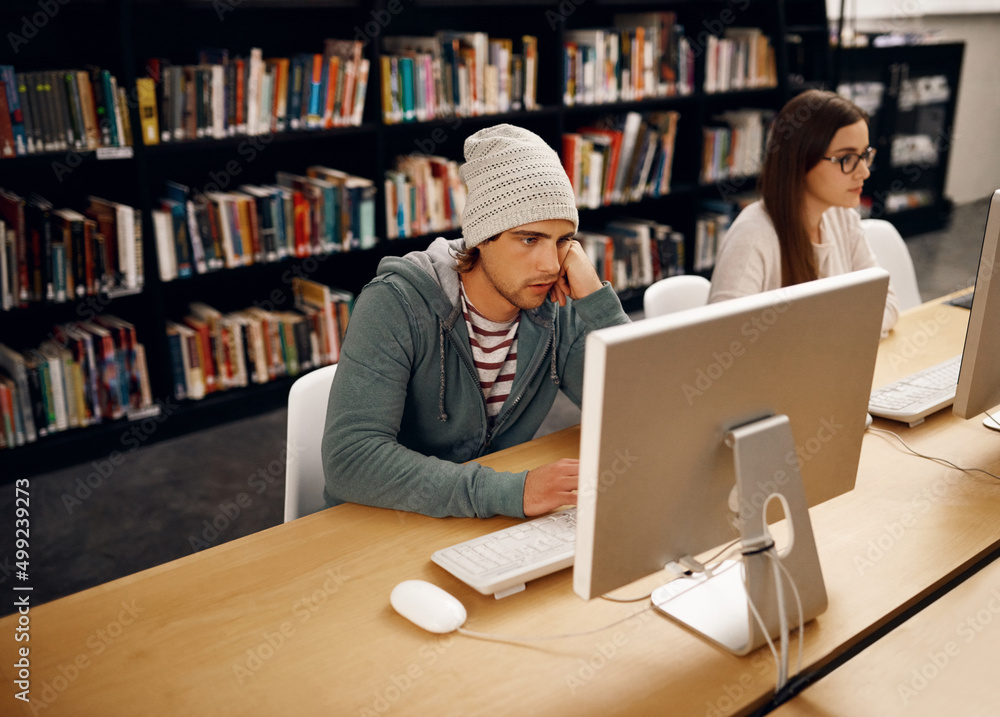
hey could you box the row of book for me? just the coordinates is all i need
[700,109,773,185]
[0,190,142,310]
[379,33,539,123]
[579,217,686,291]
[383,154,466,240]
[692,196,758,272]
[166,279,352,401]
[153,167,376,282]
[0,65,132,157]
[703,29,778,95]
[0,317,153,449]
[562,110,681,209]
[143,39,370,144]
[563,12,695,106]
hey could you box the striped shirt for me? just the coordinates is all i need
[459,283,519,425]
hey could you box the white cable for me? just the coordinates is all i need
[741,567,783,689]
[767,550,806,675]
[458,572,714,644]
[456,605,653,643]
[771,554,789,688]
[868,426,1000,480]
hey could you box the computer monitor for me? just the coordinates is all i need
[573,267,889,655]
[953,189,1000,429]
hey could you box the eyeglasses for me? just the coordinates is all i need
[820,147,877,174]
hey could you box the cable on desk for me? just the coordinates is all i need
[457,606,654,643]
[458,555,741,644]
[868,426,1000,481]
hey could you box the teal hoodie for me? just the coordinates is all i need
[322,237,630,518]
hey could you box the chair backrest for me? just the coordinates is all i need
[861,218,922,310]
[284,363,338,522]
[643,275,712,318]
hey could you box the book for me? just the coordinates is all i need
[183,314,218,394]
[160,198,193,279]
[0,221,9,310]
[165,181,208,274]
[96,315,143,412]
[152,208,177,281]
[168,320,205,400]
[136,76,159,145]
[52,208,88,298]
[0,344,37,443]
[204,192,239,268]
[13,72,38,153]
[76,321,122,418]
[37,340,70,431]
[62,71,86,150]
[0,80,16,158]
[0,189,26,305]
[0,376,16,447]
[53,323,102,425]
[97,199,139,290]
[25,194,55,302]
[165,322,188,400]
[0,66,27,155]
[352,58,370,126]
[292,277,341,365]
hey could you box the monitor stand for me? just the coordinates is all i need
[650,414,828,656]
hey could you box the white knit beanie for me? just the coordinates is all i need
[459,124,579,248]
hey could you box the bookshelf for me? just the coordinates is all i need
[836,41,964,236]
[0,0,807,479]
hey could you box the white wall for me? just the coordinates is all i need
[827,0,1000,20]
[826,2,1000,204]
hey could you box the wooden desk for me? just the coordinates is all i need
[3,297,1000,716]
[771,549,1000,716]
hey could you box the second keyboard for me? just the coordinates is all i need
[868,355,962,427]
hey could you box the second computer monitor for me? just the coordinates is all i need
[953,189,1000,425]
[574,268,890,601]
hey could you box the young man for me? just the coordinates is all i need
[322,124,629,518]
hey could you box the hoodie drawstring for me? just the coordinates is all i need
[438,321,448,421]
[549,315,560,386]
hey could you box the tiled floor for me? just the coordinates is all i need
[0,195,993,615]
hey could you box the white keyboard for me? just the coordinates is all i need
[431,507,577,599]
[868,355,962,427]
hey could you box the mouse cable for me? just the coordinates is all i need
[867,426,1000,481]
[457,566,739,644]
[456,605,654,643]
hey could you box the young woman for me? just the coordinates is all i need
[708,90,899,337]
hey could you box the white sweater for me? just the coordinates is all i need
[708,201,899,337]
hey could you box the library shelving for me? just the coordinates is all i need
[0,0,813,479]
[836,40,964,236]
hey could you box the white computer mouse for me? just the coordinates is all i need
[390,580,467,633]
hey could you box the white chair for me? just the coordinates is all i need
[284,363,338,522]
[861,218,923,310]
[643,275,712,318]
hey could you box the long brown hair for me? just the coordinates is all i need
[758,90,869,286]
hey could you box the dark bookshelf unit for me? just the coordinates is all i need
[0,0,809,480]
[836,41,964,237]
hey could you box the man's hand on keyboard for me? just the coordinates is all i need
[523,458,579,517]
